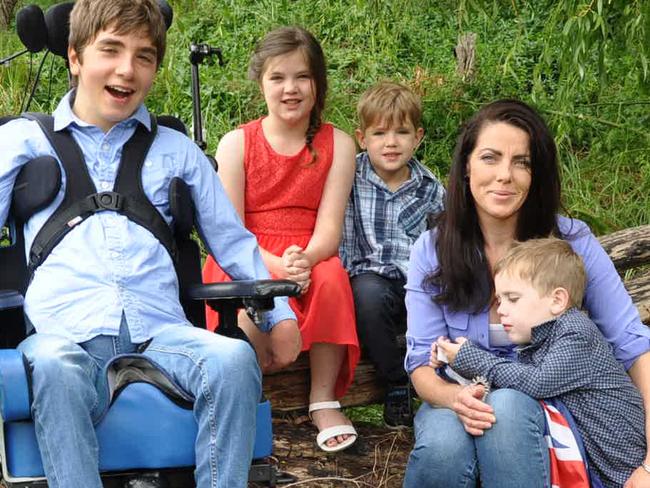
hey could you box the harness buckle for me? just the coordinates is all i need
[92,192,123,211]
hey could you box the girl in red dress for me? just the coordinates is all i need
[202,26,360,452]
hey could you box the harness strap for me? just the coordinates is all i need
[112,117,177,262]
[22,112,177,276]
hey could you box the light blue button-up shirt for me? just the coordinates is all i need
[0,92,295,343]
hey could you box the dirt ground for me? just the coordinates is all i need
[251,414,413,488]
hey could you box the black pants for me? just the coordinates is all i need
[351,272,408,386]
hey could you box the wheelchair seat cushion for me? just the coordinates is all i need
[0,349,31,421]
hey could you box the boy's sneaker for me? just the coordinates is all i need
[383,384,413,428]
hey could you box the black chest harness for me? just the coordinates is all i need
[13,113,180,277]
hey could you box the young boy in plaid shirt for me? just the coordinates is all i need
[340,82,445,427]
[437,238,646,487]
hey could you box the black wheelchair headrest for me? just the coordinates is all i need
[15,1,173,59]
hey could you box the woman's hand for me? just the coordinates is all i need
[624,466,650,488]
[451,384,496,436]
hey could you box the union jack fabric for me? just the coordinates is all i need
[541,399,604,488]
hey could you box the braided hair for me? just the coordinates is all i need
[248,26,327,164]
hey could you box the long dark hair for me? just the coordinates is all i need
[429,99,562,312]
[248,26,327,164]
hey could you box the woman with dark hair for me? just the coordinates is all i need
[402,100,650,487]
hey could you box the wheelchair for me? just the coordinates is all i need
[0,2,299,487]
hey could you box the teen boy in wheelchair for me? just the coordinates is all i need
[0,0,302,486]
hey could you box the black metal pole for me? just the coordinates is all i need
[189,43,224,155]
[190,60,205,151]
[0,49,28,66]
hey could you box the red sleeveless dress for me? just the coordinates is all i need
[202,117,359,398]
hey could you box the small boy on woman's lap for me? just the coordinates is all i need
[436,237,646,487]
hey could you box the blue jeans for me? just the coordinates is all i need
[17,318,261,488]
[403,389,550,488]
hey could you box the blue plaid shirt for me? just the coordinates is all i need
[340,152,445,279]
[453,307,646,487]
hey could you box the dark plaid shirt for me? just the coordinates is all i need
[454,307,646,487]
[340,152,444,279]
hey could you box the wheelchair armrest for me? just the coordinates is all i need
[188,279,300,304]
[189,280,300,331]
[188,279,301,325]
[0,349,31,421]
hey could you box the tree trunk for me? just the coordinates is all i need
[0,0,18,30]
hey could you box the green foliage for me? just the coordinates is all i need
[533,0,649,101]
[1,0,648,233]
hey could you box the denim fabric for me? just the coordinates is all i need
[403,389,550,488]
[351,272,407,385]
[17,317,261,488]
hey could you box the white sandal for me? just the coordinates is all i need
[308,401,358,453]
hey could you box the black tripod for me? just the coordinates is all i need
[189,43,224,167]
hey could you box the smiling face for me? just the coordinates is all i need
[68,26,157,133]
[494,270,563,344]
[466,121,532,229]
[356,117,423,186]
[260,49,316,128]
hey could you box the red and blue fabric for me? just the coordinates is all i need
[541,399,604,488]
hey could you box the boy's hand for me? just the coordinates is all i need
[267,319,302,372]
[437,336,467,364]
[429,341,446,368]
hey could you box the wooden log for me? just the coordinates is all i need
[625,268,650,325]
[264,355,384,412]
[264,225,650,411]
[598,225,650,272]
[454,33,477,82]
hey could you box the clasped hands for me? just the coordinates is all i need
[430,336,496,436]
[281,245,312,294]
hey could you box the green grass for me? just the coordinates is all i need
[1,0,648,426]
[1,0,648,235]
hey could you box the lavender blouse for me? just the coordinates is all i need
[405,216,650,373]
